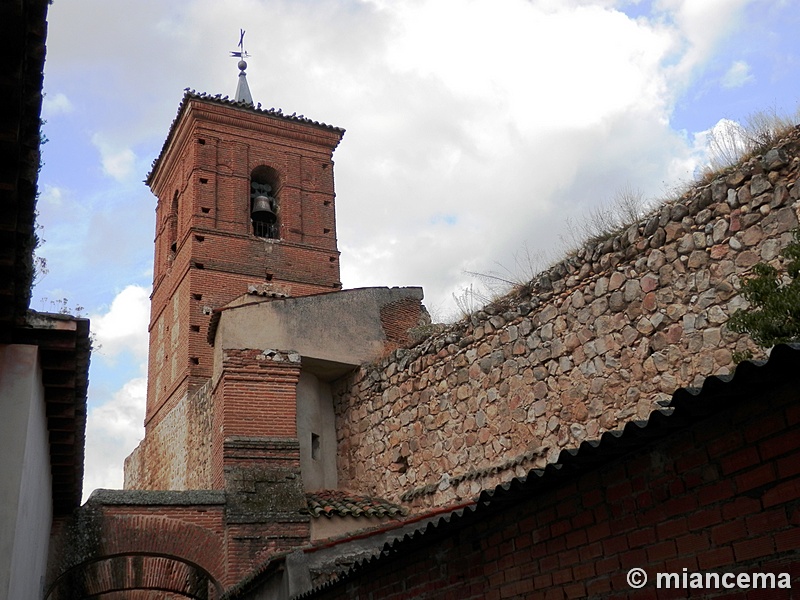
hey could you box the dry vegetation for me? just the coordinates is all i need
[702,106,800,177]
[446,105,800,322]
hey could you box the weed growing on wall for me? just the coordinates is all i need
[562,183,651,248]
[729,230,800,353]
[703,106,799,177]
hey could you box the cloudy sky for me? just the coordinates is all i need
[34,0,799,499]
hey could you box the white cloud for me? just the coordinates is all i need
[39,184,64,207]
[42,91,73,116]
[39,0,763,314]
[654,0,752,82]
[90,284,150,365]
[722,60,754,88]
[82,377,146,499]
[693,117,750,172]
[91,133,137,181]
[36,0,773,501]
[82,284,151,498]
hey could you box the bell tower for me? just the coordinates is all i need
[143,69,345,432]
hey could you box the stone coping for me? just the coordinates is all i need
[86,489,226,506]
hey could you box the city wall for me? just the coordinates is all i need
[333,129,800,509]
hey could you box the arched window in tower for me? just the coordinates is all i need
[250,166,280,239]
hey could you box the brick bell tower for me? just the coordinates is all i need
[143,60,345,433]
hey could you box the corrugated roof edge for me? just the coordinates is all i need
[146,89,346,185]
[292,343,800,599]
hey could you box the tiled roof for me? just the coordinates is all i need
[146,89,345,185]
[182,89,345,133]
[297,344,800,598]
[307,490,408,519]
[0,0,48,338]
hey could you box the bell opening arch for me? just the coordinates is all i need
[250,165,281,239]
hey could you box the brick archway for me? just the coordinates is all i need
[47,513,225,600]
[46,554,218,599]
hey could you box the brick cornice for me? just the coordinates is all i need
[147,94,344,194]
[192,102,343,152]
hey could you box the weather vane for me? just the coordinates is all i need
[231,28,254,105]
[230,29,250,60]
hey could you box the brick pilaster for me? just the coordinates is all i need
[211,348,309,584]
[211,348,302,489]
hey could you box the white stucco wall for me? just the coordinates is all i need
[213,287,424,381]
[297,371,337,491]
[0,344,52,600]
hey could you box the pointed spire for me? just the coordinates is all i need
[235,60,254,105]
[230,29,254,105]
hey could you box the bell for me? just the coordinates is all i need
[251,195,276,223]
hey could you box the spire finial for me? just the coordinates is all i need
[230,29,254,105]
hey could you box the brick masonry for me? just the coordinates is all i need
[65,89,800,598]
[308,377,800,599]
[124,380,213,490]
[47,491,227,597]
[143,93,344,433]
[127,93,344,490]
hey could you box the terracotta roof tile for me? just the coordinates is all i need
[306,490,407,519]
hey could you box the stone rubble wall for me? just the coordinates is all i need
[333,128,800,510]
[124,380,213,490]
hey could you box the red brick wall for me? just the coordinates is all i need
[226,520,311,586]
[209,349,310,583]
[48,492,311,594]
[47,504,227,598]
[211,348,301,488]
[311,382,800,599]
[144,97,343,430]
[216,349,300,436]
[380,295,427,352]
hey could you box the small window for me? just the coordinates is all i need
[168,191,179,257]
[311,433,321,460]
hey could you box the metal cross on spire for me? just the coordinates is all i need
[230,29,254,105]
[230,28,250,60]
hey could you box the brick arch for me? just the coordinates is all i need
[86,593,188,600]
[47,555,215,600]
[47,514,225,600]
